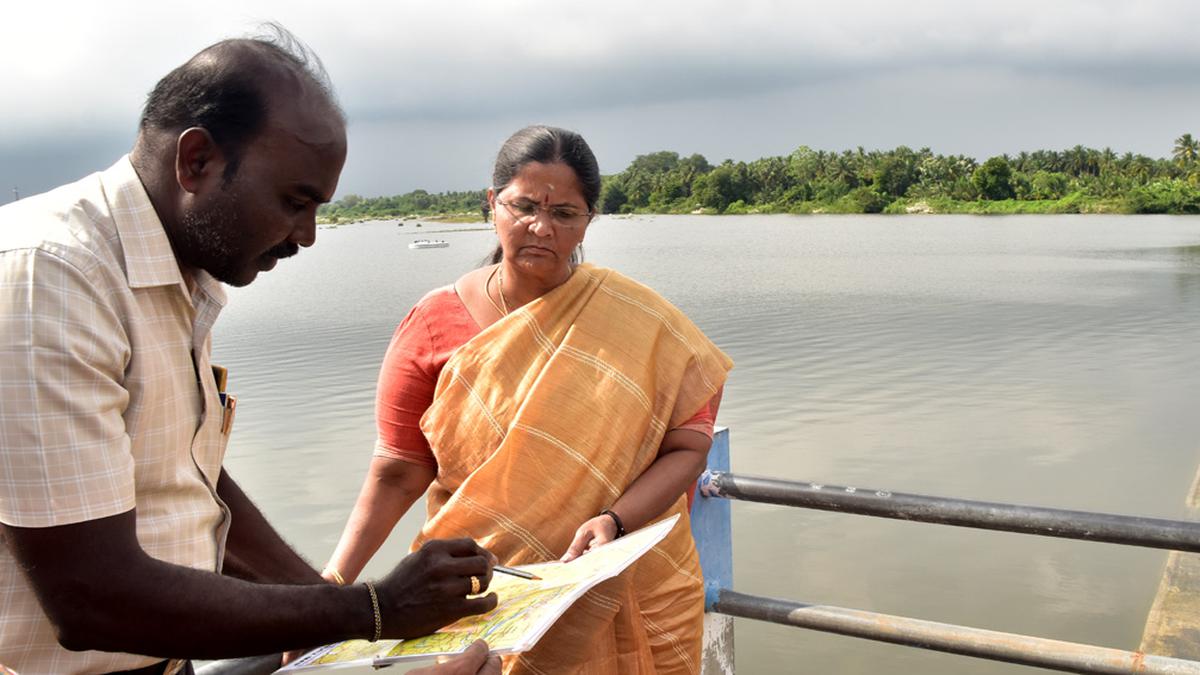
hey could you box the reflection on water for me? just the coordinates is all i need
[215,215,1200,674]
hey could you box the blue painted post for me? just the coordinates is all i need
[692,427,734,675]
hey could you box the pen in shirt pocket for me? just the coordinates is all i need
[211,365,236,434]
[211,364,228,394]
[220,394,237,435]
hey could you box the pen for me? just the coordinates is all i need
[494,565,541,581]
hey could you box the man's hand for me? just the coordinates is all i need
[411,640,501,675]
[376,539,498,639]
[560,514,619,562]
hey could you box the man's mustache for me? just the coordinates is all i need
[265,241,300,260]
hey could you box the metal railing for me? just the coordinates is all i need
[689,428,1200,675]
[195,655,278,675]
[712,591,1198,675]
[705,472,1200,552]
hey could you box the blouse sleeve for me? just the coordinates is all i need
[671,385,724,439]
[374,303,440,469]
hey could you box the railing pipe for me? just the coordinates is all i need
[194,655,279,675]
[714,590,1200,675]
[704,472,1200,553]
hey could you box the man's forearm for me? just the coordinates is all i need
[65,555,372,657]
[5,512,372,659]
[217,469,324,584]
[7,510,499,661]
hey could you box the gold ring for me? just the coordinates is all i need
[470,575,481,595]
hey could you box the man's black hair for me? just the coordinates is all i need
[139,23,343,183]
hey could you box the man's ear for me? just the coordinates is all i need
[175,127,227,195]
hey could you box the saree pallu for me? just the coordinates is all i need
[416,264,733,674]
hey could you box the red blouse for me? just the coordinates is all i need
[374,286,721,469]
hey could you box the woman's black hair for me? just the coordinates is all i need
[486,125,599,265]
[492,126,601,207]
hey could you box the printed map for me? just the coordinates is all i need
[281,514,678,671]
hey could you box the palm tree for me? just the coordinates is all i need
[1065,145,1088,177]
[1131,155,1153,183]
[1015,151,1031,172]
[1174,133,1199,167]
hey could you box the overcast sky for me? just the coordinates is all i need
[3,0,1199,200]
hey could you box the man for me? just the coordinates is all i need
[0,29,499,675]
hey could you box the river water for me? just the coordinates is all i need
[213,214,1200,674]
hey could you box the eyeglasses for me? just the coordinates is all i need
[495,198,593,230]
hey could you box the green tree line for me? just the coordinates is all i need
[319,134,1200,220]
[320,189,487,223]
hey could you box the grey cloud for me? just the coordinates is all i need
[4,0,1200,198]
[339,47,1200,125]
[6,1,1200,133]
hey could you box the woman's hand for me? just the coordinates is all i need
[560,514,619,562]
[281,649,305,667]
[412,640,501,674]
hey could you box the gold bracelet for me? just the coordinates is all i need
[364,581,382,642]
[325,568,346,586]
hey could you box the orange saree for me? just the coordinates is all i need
[414,264,732,674]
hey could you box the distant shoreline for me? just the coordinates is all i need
[319,141,1200,221]
[319,213,483,228]
[317,195,1189,227]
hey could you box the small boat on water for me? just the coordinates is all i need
[409,239,449,249]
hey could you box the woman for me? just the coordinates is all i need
[325,126,732,673]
